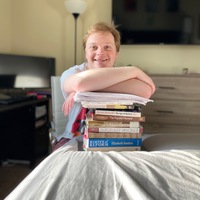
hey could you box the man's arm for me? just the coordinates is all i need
[62,66,155,97]
[99,78,153,99]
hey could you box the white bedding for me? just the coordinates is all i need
[5,139,200,200]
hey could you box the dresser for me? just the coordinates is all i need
[142,74,200,134]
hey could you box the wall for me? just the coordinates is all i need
[0,0,200,75]
[116,45,200,74]
[0,0,12,52]
[11,0,67,75]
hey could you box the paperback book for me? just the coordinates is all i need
[81,101,142,110]
[90,114,145,122]
[86,118,140,128]
[94,109,141,117]
[83,146,141,152]
[84,131,142,139]
[85,126,143,133]
[83,137,142,148]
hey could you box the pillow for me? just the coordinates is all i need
[142,133,200,151]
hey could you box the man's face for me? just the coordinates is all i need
[85,31,118,69]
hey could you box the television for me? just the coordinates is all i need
[0,54,55,91]
[112,0,200,45]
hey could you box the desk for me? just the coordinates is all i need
[0,98,50,167]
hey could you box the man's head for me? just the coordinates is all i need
[83,22,121,69]
[83,22,121,52]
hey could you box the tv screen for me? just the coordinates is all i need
[0,54,55,90]
[112,0,200,45]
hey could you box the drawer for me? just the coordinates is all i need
[150,75,200,100]
[142,123,200,134]
[142,100,200,125]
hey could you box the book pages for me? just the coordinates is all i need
[74,92,153,105]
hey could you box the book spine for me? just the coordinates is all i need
[84,138,142,148]
[83,146,141,151]
[85,132,142,138]
[86,120,140,128]
[82,104,137,109]
[86,126,143,133]
[93,115,145,122]
[95,109,141,117]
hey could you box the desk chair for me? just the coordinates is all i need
[49,76,68,149]
[50,76,84,151]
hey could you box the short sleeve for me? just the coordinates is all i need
[60,63,87,99]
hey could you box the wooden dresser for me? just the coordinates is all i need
[142,74,200,134]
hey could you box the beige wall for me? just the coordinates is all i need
[0,0,12,52]
[11,0,67,75]
[116,45,200,74]
[0,0,200,75]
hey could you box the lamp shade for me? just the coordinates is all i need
[64,0,87,14]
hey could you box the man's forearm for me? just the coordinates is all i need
[98,78,153,99]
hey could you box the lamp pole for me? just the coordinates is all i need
[64,0,87,65]
[72,13,79,65]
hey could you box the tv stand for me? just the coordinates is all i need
[0,98,50,167]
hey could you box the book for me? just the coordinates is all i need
[81,101,134,105]
[84,131,142,139]
[83,146,141,152]
[85,126,143,133]
[83,137,142,148]
[91,114,145,122]
[94,109,141,117]
[85,118,140,128]
[83,104,138,109]
[82,102,141,109]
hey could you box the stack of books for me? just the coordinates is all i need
[74,92,153,152]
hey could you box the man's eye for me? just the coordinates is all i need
[89,46,97,50]
[105,46,112,50]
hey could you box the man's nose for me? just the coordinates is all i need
[96,48,104,55]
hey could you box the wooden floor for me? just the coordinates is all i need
[0,157,45,200]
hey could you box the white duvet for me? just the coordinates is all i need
[5,139,200,200]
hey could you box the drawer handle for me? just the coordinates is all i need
[156,110,174,114]
[158,86,175,90]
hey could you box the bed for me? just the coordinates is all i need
[5,77,200,200]
[5,137,200,200]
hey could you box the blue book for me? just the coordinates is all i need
[83,138,142,148]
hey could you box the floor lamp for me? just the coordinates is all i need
[64,0,87,65]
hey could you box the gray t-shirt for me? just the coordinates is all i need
[56,63,87,141]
